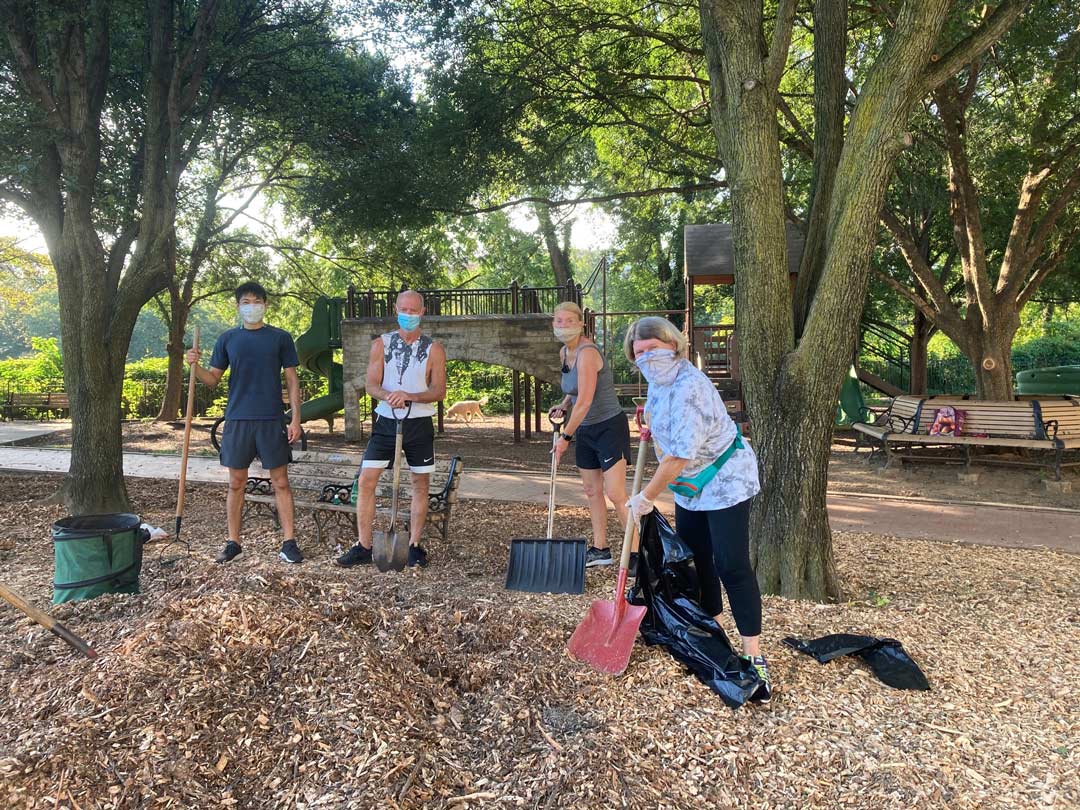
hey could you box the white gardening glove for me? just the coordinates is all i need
[627,491,655,519]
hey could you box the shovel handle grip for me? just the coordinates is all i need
[619,417,650,573]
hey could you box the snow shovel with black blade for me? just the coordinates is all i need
[373,402,412,573]
[566,409,650,674]
[505,413,586,594]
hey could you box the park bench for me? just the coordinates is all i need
[243,449,464,548]
[853,394,1080,480]
[1,391,71,420]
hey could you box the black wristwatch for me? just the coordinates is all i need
[561,433,574,442]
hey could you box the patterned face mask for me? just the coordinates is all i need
[635,348,680,386]
[238,302,265,324]
[553,325,582,343]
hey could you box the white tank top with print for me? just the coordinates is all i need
[374,331,436,419]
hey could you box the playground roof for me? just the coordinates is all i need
[684,223,804,285]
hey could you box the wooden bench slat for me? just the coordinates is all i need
[243,455,464,546]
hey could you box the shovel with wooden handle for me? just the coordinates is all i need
[373,402,412,572]
[0,581,96,659]
[566,407,650,674]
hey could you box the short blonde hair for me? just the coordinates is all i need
[552,301,583,320]
[623,316,688,362]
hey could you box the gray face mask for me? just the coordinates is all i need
[239,302,265,324]
[553,325,582,343]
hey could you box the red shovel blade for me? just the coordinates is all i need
[566,571,646,674]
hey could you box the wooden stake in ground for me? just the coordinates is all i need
[0,581,96,659]
[175,325,200,544]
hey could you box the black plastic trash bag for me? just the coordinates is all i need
[629,510,761,709]
[783,634,930,691]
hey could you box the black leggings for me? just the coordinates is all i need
[675,498,762,637]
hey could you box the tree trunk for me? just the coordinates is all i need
[536,204,571,287]
[52,240,138,514]
[65,364,129,514]
[910,310,932,395]
[968,317,1018,399]
[750,365,839,599]
[699,0,952,600]
[155,288,190,422]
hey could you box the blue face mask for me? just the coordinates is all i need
[635,348,680,386]
[397,312,421,331]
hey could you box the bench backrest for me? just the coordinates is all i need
[256,449,463,501]
[910,395,1080,440]
[884,395,923,433]
[10,392,58,406]
[1035,396,1080,439]
[919,398,1039,439]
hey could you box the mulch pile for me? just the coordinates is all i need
[0,473,1077,809]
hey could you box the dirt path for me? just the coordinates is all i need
[2,445,1077,555]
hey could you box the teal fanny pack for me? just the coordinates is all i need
[667,425,744,498]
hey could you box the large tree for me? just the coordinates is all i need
[697,0,1027,598]
[0,0,353,512]
[876,1,1080,398]
[0,1,507,511]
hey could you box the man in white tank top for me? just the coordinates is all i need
[336,290,447,568]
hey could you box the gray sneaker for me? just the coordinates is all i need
[585,546,613,567]
[216,541,242,564]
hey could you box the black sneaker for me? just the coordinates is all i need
[216,541,242,564]
[279,540,304,564]
[407,545,428,568]
[585,546,613,567]
[335,543,372,567]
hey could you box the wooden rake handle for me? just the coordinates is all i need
[176,325,200,538]
[0,582,97,659]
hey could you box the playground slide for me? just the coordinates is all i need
[292,296,345,425]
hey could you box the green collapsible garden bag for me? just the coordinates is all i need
[52,513,148,605]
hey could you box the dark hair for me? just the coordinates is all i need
[234,282,268,303]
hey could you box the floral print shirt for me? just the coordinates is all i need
[644,359,760,511]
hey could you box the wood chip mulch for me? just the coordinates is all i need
[0,473,1077,809]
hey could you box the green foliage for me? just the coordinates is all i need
[0,337,64,391]
[444,361,513,414]
[924,321,1080,394]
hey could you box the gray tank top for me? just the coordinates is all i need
[561,343,623,426]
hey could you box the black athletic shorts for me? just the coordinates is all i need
[575,412,632,471]
[362,413,436,473]
[219,418,292,470]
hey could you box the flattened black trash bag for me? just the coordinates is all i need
[783,634,930,691]
[629,510,761,709]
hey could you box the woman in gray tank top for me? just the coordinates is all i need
[549,302,632,568]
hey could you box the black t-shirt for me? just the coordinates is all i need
[209,325,300,420]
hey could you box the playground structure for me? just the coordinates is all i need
[293,296,346,430]
[340,280,584,443]
[287,226,918,443]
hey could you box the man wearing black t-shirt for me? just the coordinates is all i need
[186,282,305,564]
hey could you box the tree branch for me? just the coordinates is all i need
[919,0,1029,98]
[2,6,67,131]
[1018,227,1080,307]
[766,0,798,93]
[438,181,728,215]
[881,209,963,323]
